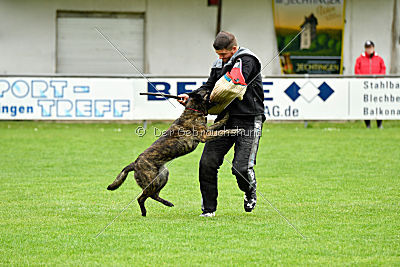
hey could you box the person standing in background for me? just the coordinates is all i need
[355,40,386,129]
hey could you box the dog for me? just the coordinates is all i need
[107,91,241,216]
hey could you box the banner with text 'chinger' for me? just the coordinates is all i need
[273,0,346,74]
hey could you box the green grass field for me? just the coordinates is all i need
[1,120,399,265]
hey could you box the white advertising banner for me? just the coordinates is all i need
[0,77,134,120]
[348,79,400,120]
[263,78,400,120]
[1,76,399,120]
[263,78,348,120]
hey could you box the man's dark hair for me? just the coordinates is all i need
[213,31,237,50]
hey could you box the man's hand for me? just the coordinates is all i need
[177,94,189,106]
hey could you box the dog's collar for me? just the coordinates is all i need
[186,107,206,116]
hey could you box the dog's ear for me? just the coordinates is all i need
[195,90,210,102]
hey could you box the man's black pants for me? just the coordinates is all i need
[199,115,263,213]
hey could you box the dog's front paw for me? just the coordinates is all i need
[220,112,230,123]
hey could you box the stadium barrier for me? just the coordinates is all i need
[0,74,399,121]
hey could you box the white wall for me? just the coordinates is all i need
[343,0,397,74]
[390,0,400,74]
[0,0,398,75]
[0,0,145,74]
[146,0,281,75]
[145,0,218,75]
[222,0,281,75]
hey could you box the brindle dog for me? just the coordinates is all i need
[107,91,241,216]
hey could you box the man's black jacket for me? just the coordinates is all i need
[194,47,265,121]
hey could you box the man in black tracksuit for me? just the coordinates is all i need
[178,31,265,217]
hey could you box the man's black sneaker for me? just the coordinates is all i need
[244,188,257,212]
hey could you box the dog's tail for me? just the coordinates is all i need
[107,162,135,191]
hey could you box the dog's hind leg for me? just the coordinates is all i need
[137,193,149,217]
[151,194,174,207]
[150,165,174,207]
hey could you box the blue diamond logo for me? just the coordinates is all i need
[318,82,334,101]
[284,82,301,101]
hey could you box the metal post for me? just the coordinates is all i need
[216,0,222,36]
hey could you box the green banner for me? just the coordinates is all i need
[273,0,346,74]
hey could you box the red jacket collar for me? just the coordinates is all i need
[362,52,378,57]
